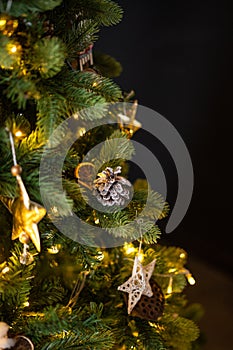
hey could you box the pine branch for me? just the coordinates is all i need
[0,244,35,323]
[142,224,162,245]
[41,329,115,350]
[94,130,134,171]
[66,87,107,115]
[24,303,116,349]
[62,179,87,210]
[1,0,62,16]
[132,188,169,221]
[29,276,66,309]
[160,313,200,350]
[4,72,39,109]
[135,318,167,350]
[29,37,66,78]
[36,88,67,141]
[100,211,135,239]
[69,71,122,102]
[24,306,72,342]
[0,35,19,70]
[38,175,73,216]
[64,19,100,56]
[94,51,122,78]
[73,0,123,26]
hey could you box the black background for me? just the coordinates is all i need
[96,0,233,275]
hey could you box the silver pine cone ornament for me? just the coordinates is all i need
[93,166,132,207]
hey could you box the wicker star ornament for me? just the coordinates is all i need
[118,256,156,314]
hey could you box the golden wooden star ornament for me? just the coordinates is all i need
[118,256,156,314]
[0,173,46,252]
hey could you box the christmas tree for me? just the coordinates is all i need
[0,1,203,349]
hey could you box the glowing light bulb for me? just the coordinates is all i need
[138,252,144,262]
[149,322,165,331]
[124,243,137,255]
[94,218,100,224]
[51,206,58,214]
[78,127,86,137]
[166,277,173,294]
[92,81,98,87]
[0,19,7,29]
[168,268,176,273]
[2,266,10,274]
[15,130,23,137]
[23,301,30,307]
[187,273,196,285]
[10,45,17,53]
[47,245,59,254]
[179,252,186,259]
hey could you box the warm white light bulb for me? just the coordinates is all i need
[77,127,86,137]
[124,243,136,255]
[138,252,144,262]
[2,266,10,274]
[47,245,59,254]
[10,45,17,53]
[0,19,7,28]
[15,130,23,137]
[168,268,176,273]
[167,277,173,294]
[187,273,196,285]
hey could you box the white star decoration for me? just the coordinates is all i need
[118,256,156,314]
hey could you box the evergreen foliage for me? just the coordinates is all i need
[0,1,202,349]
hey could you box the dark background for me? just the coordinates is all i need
[96,0,233,275]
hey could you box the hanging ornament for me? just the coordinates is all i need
[124,278,165,321]
[74,162,96,190]
[118,100,141,138]
[93,166,132,207]
[11,336,34,350]
[118,256,156,314]
[0,130,46,259]
[67,43,94,71]
[0,322,16,349]
[78,43,94,71]
[19,241,34,266]
[118,229,156,314]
